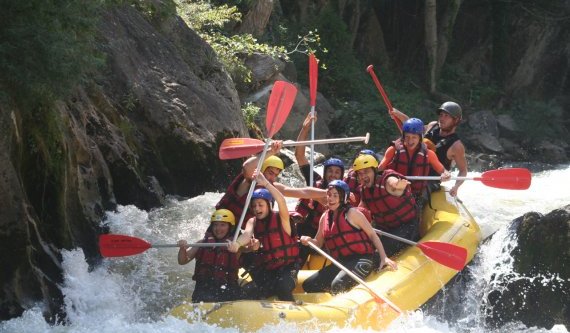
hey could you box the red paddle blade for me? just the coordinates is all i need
[309,54,318,107]
[99,234,152,257]
[219,137,265,160]
[417,241,468,271]
[266,81,297,137]
[478,168,531,190]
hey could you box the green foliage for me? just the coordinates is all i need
[122,0,177,22]
[309,6,369,101]
[502,100,567,140]
[0,0,106,109]
[241,102,260,128]
[439,64,502,107]
[175,0,287,85]
[330,101,400,155]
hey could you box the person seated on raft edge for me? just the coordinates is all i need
[389,102,468,197]
[353,154,420,257]
[378,117,451,207]
[300,180,397,295]
[293,112,352,266]
[216,140,329,227]
[177,209,260,303]
[228,171,301,302]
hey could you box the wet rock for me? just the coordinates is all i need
[483,206,570,330]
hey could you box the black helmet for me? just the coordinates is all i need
[437,102,462,119]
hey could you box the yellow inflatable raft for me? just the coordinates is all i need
[169,189,481,330]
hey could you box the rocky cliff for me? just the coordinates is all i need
[0,6,247,321]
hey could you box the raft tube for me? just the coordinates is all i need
[169,189,481,330]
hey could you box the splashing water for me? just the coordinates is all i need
[1,166,569,333]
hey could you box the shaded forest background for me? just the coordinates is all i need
[2,0,569,149]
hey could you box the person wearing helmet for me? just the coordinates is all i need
[378,118,451,200]
[215,140,284,223]
[352,154,419,257]
[300,180,397,294]
[389,102,468,197]
[217,140,328,226]
[343,149,379,206]
[229,171,301,302]
[424,102,467,196]
[177,209,253,302]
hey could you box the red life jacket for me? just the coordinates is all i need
[322,207,375,258]
[386,139,431,195]
[344,169,361,205]
[295,179,326,230]
[215,173,254,224]
[361,170,417,231]
[254,212,300,270]
[193,235,240,284]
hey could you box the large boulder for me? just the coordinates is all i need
[483,206,570,329]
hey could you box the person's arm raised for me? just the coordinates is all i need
[242,140,283,180]
[294,113,316,167]
[255,171,292,236]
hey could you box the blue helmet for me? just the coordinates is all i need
[359,149,375,156]
[252,188,272,202]
[323,158,345,176]
[402,118,424,136]
[328,180,350,204]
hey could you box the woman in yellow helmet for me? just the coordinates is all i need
[177,209,257,302]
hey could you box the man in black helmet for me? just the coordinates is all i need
[391,101,467,197]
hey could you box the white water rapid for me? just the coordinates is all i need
[1,166,569,333]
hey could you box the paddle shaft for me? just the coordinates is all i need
[152,243,227,248]
[366,65,403,132]
[307,242,402,314]
[232,140,268,242]
[283,134,369,148]
[373,228,417,246]
[406,176,476,181]
[310,106,315,188]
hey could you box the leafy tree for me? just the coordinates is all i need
[0,0,105,108]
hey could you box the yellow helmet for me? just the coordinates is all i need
[210,209,236,226]
[352,154,379,171]
[261,155,284,172]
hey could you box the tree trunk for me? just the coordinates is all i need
[238,0,275,37]
[348,1,361,48]
[435,0,463,80]
[425,0,438,94]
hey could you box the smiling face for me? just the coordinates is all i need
[251,198,270,219]
[263,166,281,184]
[211,221,231,239]
[403,133,421,150]
[356,167,376,188]
[324,166,343,183]
[326,187,342,210]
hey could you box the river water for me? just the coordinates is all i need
[1,165,569,333]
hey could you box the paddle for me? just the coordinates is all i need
[219,134,370,160]
[373,229,467,271]
[307,242,402,314]
[309,53,318,188]
[99,234,227,258]
[405,168,532,190]
[232,81,297,241]
[366,65,403,132]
